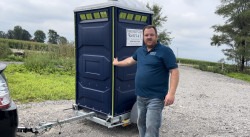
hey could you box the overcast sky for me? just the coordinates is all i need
[0,0,227,62]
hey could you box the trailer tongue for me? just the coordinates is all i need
[17,103,135,134]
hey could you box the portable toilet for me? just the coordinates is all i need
[74,0,153,127]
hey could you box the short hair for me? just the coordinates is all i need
[143,25,158,36]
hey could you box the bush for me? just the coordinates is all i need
[24,49,75,75]
[0,43,12,58]
[24,52,56,74]
[198,64,208,71]
[212,66,223,74]
[6,54,24,62]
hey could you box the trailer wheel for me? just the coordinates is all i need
[130,101,138,124]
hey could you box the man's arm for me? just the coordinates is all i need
[165,68,179,106]
[113,57,136,67]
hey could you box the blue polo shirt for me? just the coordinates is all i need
[132,42,178,100]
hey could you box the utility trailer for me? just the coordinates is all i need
[17,0,152,134]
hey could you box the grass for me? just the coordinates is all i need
[226,73,250,83]
[178,58,250,83]
[5,64,75,103]
[1,39,76,103]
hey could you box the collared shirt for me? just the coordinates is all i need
[132,42,178,99]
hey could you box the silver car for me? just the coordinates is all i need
[0,63,18,137]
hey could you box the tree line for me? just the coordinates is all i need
[0,26,68,45]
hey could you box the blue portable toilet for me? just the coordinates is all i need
[74,0,152,125]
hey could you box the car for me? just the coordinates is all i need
[0,63,18,137]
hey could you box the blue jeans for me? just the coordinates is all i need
[137,96,164,137]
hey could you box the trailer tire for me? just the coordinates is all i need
[130,101,138,124]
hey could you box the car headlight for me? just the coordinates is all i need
[0,82,11,109]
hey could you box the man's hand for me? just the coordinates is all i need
[165,68,179,106]
[113,58,119,66]
[112,57,136,67]
[164,92,175,106]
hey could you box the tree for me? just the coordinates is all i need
[13,26,23,40]
[6,30,14,39]
[48,29,59,44]
[211,0,250,72]
[11,26,32,41]
[58,36,68,45]
[22,29,32,41]
[147,3,172,45]
[34,30,46,43]
[0,31,6,38]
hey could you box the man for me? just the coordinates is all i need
[113,25,179,137]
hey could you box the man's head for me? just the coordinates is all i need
[143,25,158,48]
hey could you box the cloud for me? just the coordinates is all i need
[0,0,79,41]
[0,0,227,62]
[139,0,226,62]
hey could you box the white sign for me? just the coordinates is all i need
[126,29,143,46]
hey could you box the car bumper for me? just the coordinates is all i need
[0,101,18,137]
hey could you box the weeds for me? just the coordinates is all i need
[5,64,75,103]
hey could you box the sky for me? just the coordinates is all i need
[0,0,227,62]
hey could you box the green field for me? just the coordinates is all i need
[5,64,75,103]
[226,73,250,83]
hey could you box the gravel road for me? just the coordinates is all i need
[16,65,250,137]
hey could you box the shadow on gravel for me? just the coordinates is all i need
[75,120,139,136]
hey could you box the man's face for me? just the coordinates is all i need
[143,28,158,48]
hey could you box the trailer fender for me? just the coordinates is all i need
[130,101,138,124]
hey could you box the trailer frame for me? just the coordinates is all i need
[17,103,135,134]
